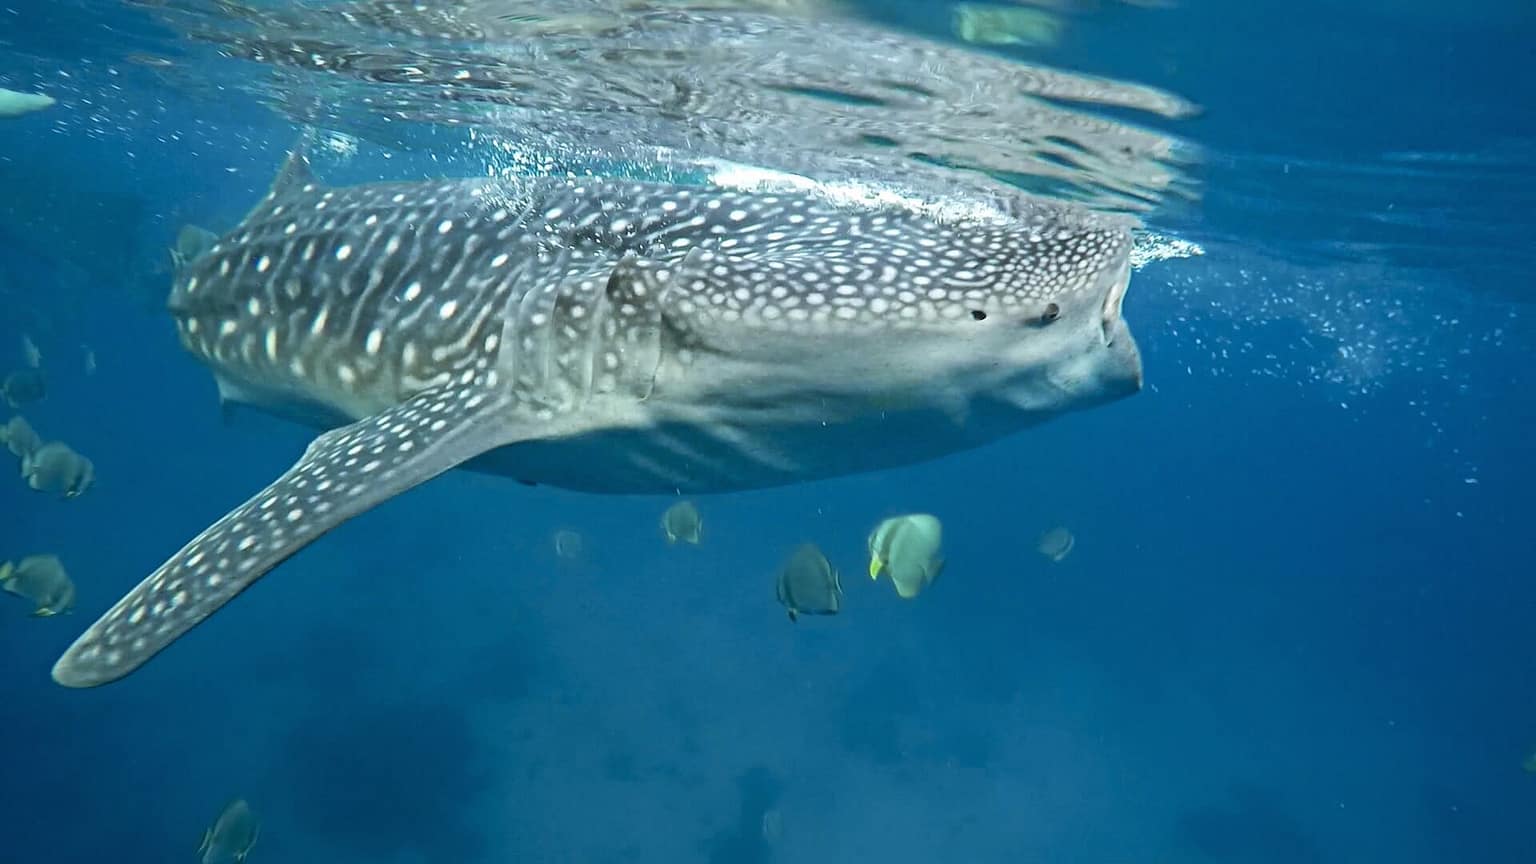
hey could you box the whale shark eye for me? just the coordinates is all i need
[1040,302,1060,324]
[969,309,987,321]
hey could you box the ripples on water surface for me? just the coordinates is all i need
[100,0,1202,214]
[4,0,1530,424]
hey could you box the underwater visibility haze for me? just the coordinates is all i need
[1,0,1534,862]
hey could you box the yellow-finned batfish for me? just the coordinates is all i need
[21,441,94,498]
[1,415,41,459]
[775,542,842,621]
[200,798,260,864]
[1,367,45,408]
[761,808,784,843]
[1036,526,1075,562]
[1,554,75,617]
[868,513,945,599]
[661,500,703,545]
[552,528,584,560]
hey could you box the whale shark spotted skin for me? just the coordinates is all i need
[51,146,1143,687]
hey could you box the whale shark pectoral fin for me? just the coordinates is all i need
[173,225,220,270]
[51,383,537,689]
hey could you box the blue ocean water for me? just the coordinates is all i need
[1,1,1533,862]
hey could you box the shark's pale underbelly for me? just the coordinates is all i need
[463,400,1050,494]
[224,368,1114,494]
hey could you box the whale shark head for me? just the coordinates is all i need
[620,193,1142,433]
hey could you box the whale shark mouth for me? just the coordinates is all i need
[1100,261,1132,347]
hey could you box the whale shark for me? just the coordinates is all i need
[51,145,1143,687]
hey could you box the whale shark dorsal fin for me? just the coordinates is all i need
[271,148,316,197]
[50,382,548,688]
[270,131,321,198]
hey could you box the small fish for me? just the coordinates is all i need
[1036,526,1075,562]
[200,798,260,864]
[1,367,45,408]
[21,441,94,499]
[21,334,41,369]
[775,542,842,622]
[761,808,784,843]
[82,345,96,376]
[1,415,41,459]
[126,52,176,68]
[1,555,75,617]
[868,514,945,599]
[552,528,584,560]
[0,87,55,118]
[661,500,703,545]
[952,3,1064,47]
